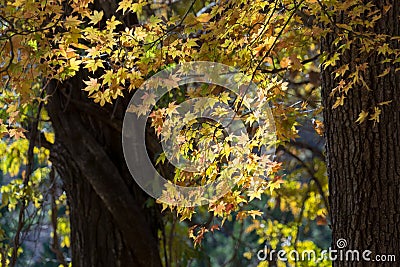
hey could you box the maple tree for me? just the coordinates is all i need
[0,0,399,266]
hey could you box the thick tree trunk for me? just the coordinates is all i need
[322,1,400,266]
[43,1,163,266]
[46,72,163,266]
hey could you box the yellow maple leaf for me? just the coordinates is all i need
[89,10,103,25]
[378,100,392,106]
[116,0,132,15]
[332,94,346,109]
[69,58,82,71]
[247,189,262,201]
[84,59,104,73]
[83,78,100,95]
[267,179,284,194]
[356,110,369,124]
[369,107,381,124]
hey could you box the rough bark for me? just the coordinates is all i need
[322,1,400,266]
[46,73,163,267]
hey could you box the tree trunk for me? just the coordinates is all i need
[46,72,163,266]
[43,1,163,265]
[322,1,400,266]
